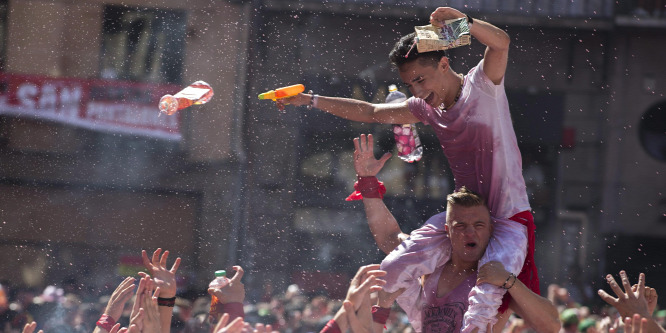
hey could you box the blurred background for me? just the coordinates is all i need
[0,0,664,308]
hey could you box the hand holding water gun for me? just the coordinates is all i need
[258,84,311,111]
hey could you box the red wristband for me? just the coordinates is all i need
[372,305,391,325]
[345,176,386,201]
[96,314,116,332]
[157,296,176,307]
[320,318,341,333]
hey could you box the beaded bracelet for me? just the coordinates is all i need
[501,273,517,290]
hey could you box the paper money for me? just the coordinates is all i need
[414,17,471,53]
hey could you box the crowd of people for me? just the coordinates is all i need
[0,247,663,333]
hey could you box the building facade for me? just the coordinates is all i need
[1,0,664,303]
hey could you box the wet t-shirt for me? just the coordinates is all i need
[421,265,477,333]
[407,59,530,219]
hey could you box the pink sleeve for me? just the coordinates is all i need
[407,97,431,125]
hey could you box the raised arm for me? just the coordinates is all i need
[280,94,419,124]
[430,7,510,84]
[353,134,409,254]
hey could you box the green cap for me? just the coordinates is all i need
[561,308,579,326]
[578,318,596,332]
[215,270,227,277]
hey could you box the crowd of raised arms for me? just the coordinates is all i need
[0,246,663,333]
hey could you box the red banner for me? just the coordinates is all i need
[0,73,182,140]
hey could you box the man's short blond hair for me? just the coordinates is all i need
[446,186,486,208]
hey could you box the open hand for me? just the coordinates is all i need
[140,248,181,298]
[104,276,136,322]
[598,271,650,319]
[354,134,391,177]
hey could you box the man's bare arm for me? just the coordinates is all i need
[430,7,510,84]
[363,197,409,254]
[282,94,419,124]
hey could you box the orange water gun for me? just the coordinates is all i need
[258,84,305,101]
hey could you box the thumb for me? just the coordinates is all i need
[378,152,392,165]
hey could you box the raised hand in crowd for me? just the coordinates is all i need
[611,314,649,333]
[241,322,279,333]
[320,264,387,333]
[207,266,246,305]
[140,248,181,333]
[22,321,43,333]
[104,277,136,325]
[632,283,659,315]
[208,265,246,323]
[598,271,666,333]
[141,283,162,333]
[93,276,137,333]
[212,313,244,333]
[345,264,386,312]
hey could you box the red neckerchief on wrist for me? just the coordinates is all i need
[320,318,341,333]
[96,314,116,332]
[372,305,390,325]
[345,176,386,201]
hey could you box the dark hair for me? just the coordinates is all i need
[389,32,448,69]
[446,186,486,208]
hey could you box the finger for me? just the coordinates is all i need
[208,288,223,298]
[619,271,633,296]
[230,266,245,283]
[640,317,647,332]
[109,323,122,333]
[265,325,273,332]
[114,276,135,294]
[606,274,625,297]
[127,324,140,333]
[170,257,181,273]
[367,133,374,151]
[378,152,392,165]
[118,328,128,333]
[353,138,360,153]
[214,313,230,333]
[343,300,361,328]
[228,317,245,331]
[598,289,618,305]
[160,250,170,268]
[141,250,153,270]
[356,275,379,296]
[152,248,162,266]
[153,287,161,299]
[636,273,646,299]
[355,264,381,282]
[359,134,367,152]
[365,269,387,278]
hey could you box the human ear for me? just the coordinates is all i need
[438,57,449,71]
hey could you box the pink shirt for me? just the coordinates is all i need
[421,265,477,333]
[408,60,530,219]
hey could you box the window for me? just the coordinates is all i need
[100,5,186,84]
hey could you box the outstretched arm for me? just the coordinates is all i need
[430,7,510,84]
[279,94,419,124]
[354,134,409,254]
